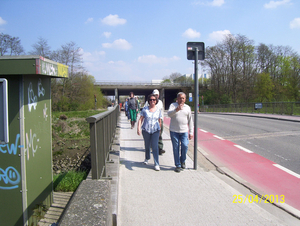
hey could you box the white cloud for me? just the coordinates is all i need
[96,60,133,80]
[108,60,126,65]
[264,0,291,9]
[103,32,111,38]
[80,51,183,81]
[192,0,225,7]
[290,18,300,29]
[101,14,127,26]
[85,18,93,24]
[0,17,7,25]
[211,0,225,7]
[209,30,231,43]
[80,48,106,62]
[182,28,201,39]
[137,55,180,65]
[102,39,132,50]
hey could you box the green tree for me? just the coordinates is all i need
[162,78,172,84]
[276,55,300,101]
[254,73,274,102]
[71,74,105,110]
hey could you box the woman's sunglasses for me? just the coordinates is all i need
[149,99,156,101]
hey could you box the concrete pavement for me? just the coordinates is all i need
[117,112,299,225]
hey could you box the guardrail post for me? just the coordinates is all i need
[86,106,120,179]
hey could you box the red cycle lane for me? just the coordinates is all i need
[164,117,300,217]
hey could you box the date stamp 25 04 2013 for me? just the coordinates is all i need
[233,194,285,204]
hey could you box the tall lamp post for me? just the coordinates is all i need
[187,42,205,170]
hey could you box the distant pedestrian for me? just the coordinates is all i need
[124,98,129,118]
[137,94,162,171]
[144,89,165,155]
[136,96,141,115]
[167,92,193,173]
[128,92,139,129]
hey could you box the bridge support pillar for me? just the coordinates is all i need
[115,88,118,104]
[161,88,165,111]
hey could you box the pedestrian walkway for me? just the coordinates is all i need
[117,113,297,225]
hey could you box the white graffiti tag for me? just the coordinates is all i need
[28,82,37,112]
[42,62,57,76]
[43,103,48,121]
[25,129,39,160]
[38,78,45,97]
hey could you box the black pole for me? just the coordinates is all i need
[194,48,198,170]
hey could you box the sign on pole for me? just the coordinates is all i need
[189,93,192,102]
[187,42,205,60]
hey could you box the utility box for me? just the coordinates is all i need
[0,56,68,226]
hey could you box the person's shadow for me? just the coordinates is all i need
[120,147,174,171]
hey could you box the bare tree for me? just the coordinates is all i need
[51,41,84,108]
[0,33,24,56]
[59,41,83,77]
[205,34,257,103]
[29,37,52,58]
[0,33,10,56]
[8,37,24,55]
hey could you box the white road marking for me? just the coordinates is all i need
[213,135,225,140]
[234,145,253,153]
[200,115,233,121]
[200,129,208,133]
[273,164,300,178]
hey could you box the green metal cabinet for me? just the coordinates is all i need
[0,56,68,226]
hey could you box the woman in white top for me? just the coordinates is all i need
[137,94,162,171]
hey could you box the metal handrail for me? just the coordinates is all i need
[200,102,300,116]
[86,105,120,179]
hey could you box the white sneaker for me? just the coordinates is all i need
[143,159,148,165]
[154,165,160,171]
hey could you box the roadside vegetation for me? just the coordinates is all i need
[53,170,87,192]
[52,109,105,192]
[162,34,300,105]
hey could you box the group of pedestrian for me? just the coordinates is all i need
[136,89,193,173]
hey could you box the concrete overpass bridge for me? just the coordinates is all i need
[95,81,193,109]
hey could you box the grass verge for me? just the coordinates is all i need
[53,170,88,192]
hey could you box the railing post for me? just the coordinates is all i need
[86,106,120,180]
[101,119,107,177]
[89,122,98,179]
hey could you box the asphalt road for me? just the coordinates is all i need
[197,113,300,175]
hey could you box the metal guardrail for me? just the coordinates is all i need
[200,102,300,116]
[86,105,120,179]
[95,81,193,87]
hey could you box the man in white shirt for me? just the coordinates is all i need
[144,89,165,155]
[168,92,194,173]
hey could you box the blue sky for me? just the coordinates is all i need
[1,0,300,82]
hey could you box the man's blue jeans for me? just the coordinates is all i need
[170,131,189,167]
[142,130,160,166]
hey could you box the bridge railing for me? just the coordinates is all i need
[200,102,300,116]
[86,105,120,179]
[95,81,193,87]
